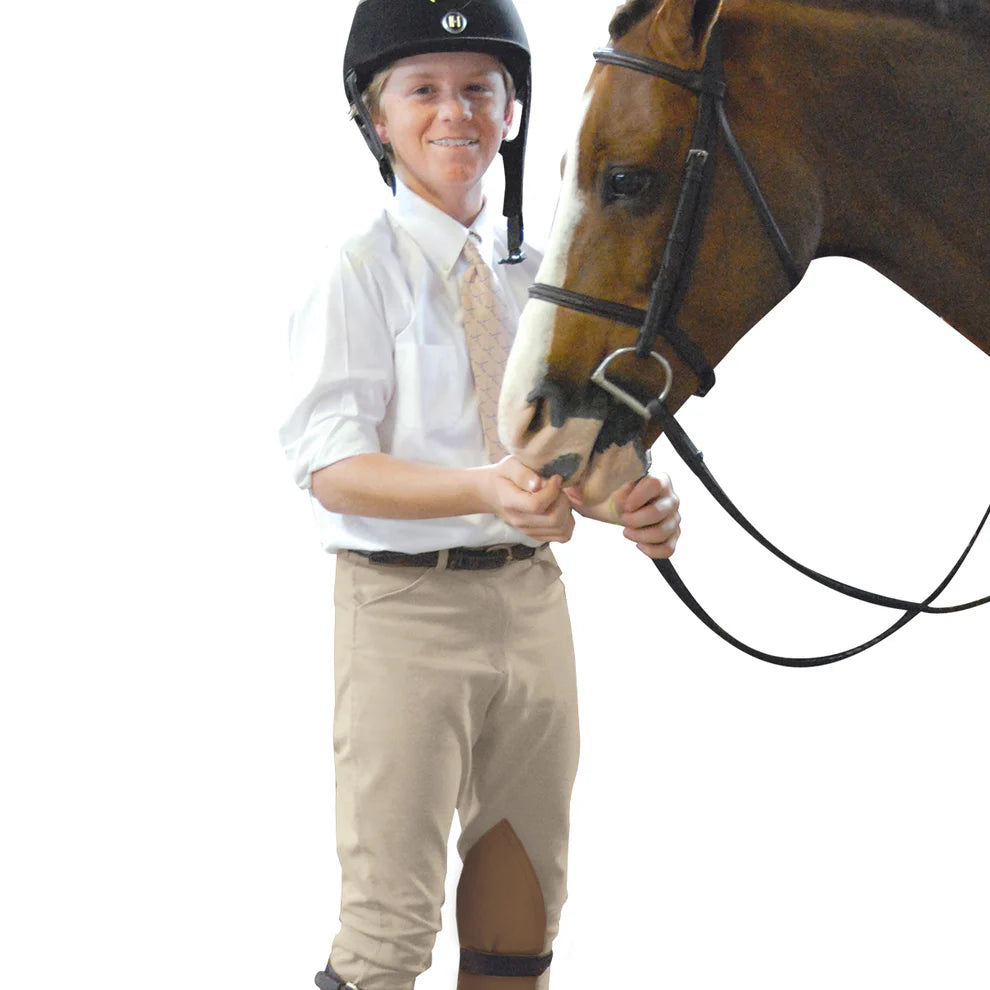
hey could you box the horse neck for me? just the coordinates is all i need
[730,3,990,351]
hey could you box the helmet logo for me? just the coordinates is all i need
[442,10,468,33]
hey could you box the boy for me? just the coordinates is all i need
[280,2,681,988]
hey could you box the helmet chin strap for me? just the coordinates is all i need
[498,79,530,265]
[345,68,395,192]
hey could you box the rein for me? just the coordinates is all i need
[528,25,990,665]
[650,400,990,667]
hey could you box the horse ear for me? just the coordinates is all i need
[650,0,723,63]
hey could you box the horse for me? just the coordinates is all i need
[499,0,990,507]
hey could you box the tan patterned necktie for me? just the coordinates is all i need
[460,235,513,462]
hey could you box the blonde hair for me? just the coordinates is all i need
[362,66,393,124]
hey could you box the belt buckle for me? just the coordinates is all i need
[449,545,509,570]
[483,544,514,568]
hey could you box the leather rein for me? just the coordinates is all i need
[527,26,990,666]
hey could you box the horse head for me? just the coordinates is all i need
[500,0,825,503]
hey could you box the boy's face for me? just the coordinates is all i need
[374,51,514,218]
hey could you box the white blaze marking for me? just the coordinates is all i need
[537,89,592,286]
[499,89,595,446]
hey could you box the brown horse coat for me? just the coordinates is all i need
[499,0,989,502]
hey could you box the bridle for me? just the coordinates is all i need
[526,25,990,666]
[530,26,801,397]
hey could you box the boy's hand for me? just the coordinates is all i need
[478,457,575,543]
[566,473,681,559]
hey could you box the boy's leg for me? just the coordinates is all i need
[454,549,580,990]
[327,552,506,990]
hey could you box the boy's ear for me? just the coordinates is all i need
[374,119,389,145]
[502,96,515,139]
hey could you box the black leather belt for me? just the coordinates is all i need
[354,544,542,570]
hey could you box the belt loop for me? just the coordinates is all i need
[435,549,449,570]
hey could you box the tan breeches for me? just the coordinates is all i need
[327,547,579,990]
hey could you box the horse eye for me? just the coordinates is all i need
[606,169,652,201]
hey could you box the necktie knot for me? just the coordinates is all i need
[461,234,486,270]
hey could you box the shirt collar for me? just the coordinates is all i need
[389,179,497,279]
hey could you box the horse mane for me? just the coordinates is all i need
[791,0,990,31]
[607,0,990,40]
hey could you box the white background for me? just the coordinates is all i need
[3,1,988,988]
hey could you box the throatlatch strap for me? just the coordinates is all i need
[460,948,553,978]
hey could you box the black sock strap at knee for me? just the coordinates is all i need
[459,948,553,978]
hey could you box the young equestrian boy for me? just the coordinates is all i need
[280,2,681,988]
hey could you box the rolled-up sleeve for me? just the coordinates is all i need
[279,246,395,490]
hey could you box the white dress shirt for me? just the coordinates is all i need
[279,181,545,554]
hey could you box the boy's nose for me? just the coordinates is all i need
[439,93,472,121]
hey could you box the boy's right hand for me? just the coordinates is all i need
[477,457,575,543]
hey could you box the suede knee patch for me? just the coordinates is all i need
[456,818,547,957]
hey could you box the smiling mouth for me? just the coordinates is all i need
[430,138,479,147]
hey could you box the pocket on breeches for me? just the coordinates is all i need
[335,553,435,610]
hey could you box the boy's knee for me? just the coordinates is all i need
[456,819,553,989]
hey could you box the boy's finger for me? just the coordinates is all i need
[498,456,544,493]
[623,496,679,529]
[616,476,658,515]
[529,475,564,512]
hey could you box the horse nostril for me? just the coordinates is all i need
[539,453,582,481]
[526,396,548,435]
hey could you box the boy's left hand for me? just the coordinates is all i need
[566,473,681,559]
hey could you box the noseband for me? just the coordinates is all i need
[526,26,990,666]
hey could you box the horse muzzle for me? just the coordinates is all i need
[499,375,651,503]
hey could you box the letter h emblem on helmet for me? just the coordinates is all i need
[442,10,468,33]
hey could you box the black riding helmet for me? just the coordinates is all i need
[343,0,531,263]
